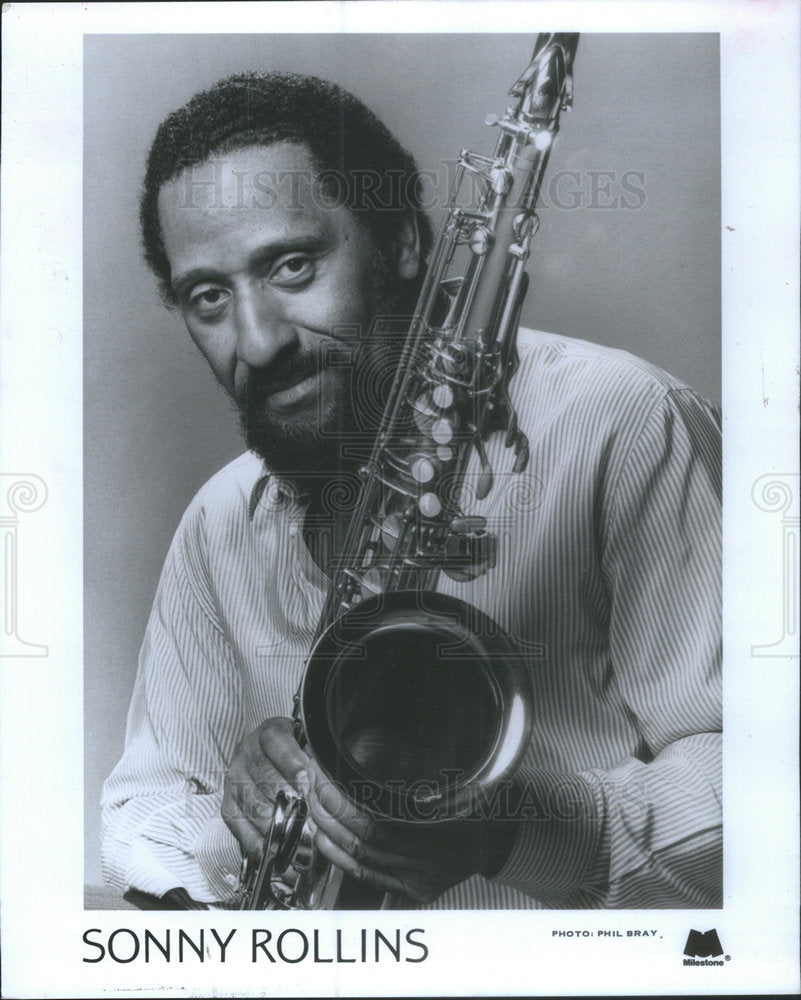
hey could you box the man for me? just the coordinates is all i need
[101,70,721,909]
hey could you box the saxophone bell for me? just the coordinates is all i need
[301,591,533,824]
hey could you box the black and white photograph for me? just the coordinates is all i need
[1,2,799,997]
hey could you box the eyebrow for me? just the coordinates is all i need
[170,233,330,299]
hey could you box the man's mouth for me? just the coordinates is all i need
[266,370,326,413]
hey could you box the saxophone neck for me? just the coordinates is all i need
[511,33,579,117]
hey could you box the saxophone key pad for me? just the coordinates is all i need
[410,456,436,484]
[418,492,442,519]
[431,383,454,409]
[431,418,454,445]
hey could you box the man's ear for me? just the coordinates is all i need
[394,215,421,280]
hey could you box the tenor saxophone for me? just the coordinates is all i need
[241,33,579,910]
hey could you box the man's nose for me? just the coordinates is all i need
[233,286,298,369]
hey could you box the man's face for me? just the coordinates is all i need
[158,142,415,481]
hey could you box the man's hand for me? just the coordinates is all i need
[222,718,518,904]
[222,717,310,860]
[305,762,518,904]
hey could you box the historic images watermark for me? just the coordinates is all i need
[175,159,648,217]
[0,473,49,658]
[750,473,799,658]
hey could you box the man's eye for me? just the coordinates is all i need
[188,286,230,317]
[270,255,314,287]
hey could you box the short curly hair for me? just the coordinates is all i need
[140,71,433,302]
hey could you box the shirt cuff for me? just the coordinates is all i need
[194,816,244,901]
[104,797,242,904]
[491,769,605,903]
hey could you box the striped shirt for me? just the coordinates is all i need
[101,329,722,909]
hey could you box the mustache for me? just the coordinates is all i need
[236,348,330,408]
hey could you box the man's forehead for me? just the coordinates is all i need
[159,141,325,217]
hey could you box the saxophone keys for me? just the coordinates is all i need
[512,212,538,242]
[432,383,454,409]
[476,467,494,501]
[451,515,487,534]
[418,492,442,519]
[380,512,403,551]
[490,166,512,195]
[468,224,494,256]
[411,393,438,430]
[431,417,454,445]
[504,409,518,447]
[473,437,494,501]
[411,392,457,444]
[361,567,384,595]
[444,517,498,581]
[512,430,531,474]
[410,455,437,484]
[439,343,471,376]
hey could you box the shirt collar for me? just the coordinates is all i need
[248,470,303,519]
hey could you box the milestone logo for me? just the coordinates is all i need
[682,928,730,966]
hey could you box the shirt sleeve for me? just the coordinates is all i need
[100,498,245,904]
[493,387,722,907]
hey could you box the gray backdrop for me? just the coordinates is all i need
[84,33,720,885]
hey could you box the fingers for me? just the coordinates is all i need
[312,826,412,898]
[222,721,480,904]
[307,759,375,839]
[256,717,310,786]
[306,765,442,901]
[312,805,420,874]
[221,801,268,861]
[222,717,310,857]
[310,820,445,904]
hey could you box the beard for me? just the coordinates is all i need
[235,249,413,495]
